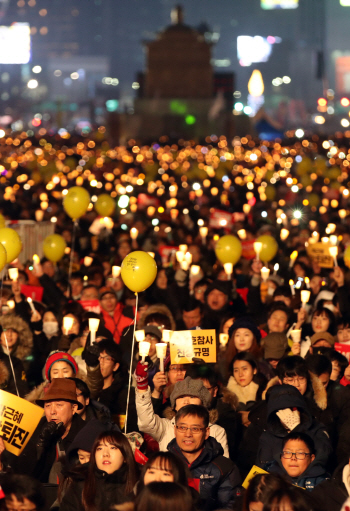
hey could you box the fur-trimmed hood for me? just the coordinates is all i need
[220,385,239,411]
[0,359,9,387]
[261,373,328,411]
[138,304,176,331]
[163,405,219,425]
[0,314,33,361]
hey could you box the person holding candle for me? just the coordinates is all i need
[0,314,33,383]
[98,287,134,344]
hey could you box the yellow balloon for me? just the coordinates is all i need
[0,228,22,263]
[0,214,5,229]
[95,194,115,217]
[344,245,350,269]
[0,243,7,272]
[121,251,157,293]
[256,235,278,262]
[43,234,67,262]
[63,187,90,220]
[215,235,242,265]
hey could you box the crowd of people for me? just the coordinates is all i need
[0,129,350,511]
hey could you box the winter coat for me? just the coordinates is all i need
[168,436,241,511]
[0,314,33,366]
[256,384,332,469]
[60,465,134,511]
[311,461,349,511]
[135,387,229,456]
[97,371,138,433]
[0,352,28,397]
[101,303,134,344]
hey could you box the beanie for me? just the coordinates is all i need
[170,376,212,409]
[45,351,78,381]
[310,331,335,348]
[263,332,289,360]
[206,280,231,298]
[228,317,262,343]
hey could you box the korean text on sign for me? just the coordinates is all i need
[170,329,217,364]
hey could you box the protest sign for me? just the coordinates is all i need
[170,329,216,364]
[335,342,350,361]
[242,465,268,489]
[20,285,43,302]
[0,390,43,455]
[79,299,101,313]
[306,243,334,268]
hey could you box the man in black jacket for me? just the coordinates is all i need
[167,404,241,511]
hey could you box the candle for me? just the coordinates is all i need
[312,231,319,242]
[309,220,317,230]
[237,229,246,240]
[63,316,74,335]
[148,252,155,258]
[224,263,233,280]
[273,263,279,275]
[7,300,15,309]
[219,333,229,347]
[329,246,338,266]
[329,235,338,246]
[199,226,208,245]
[289,279,295,296]
[181,260,189,271]
[179,244,188,254]
[84,256,93,267]
[190,265,200,276]
[261,266,270,281]
[176,251,184,263]
[135,330,145,342]
[327,223,336,234]
[300,290,311,308]
[112,266,121,278]
[156,343,167,372]
[280,229,289,241]
[184,252,192,264]
[254,242,263,260]
[89,318,100,345]
[8,268,18,282]
[33,254,40,271]
[304,277,310,289]
[162,330,173,342]
[27,297,36,313]
[289,250,298,268]
[35,210,44,222]
[197,219,204,227]
[339,209,347,222]
[139,341,151,363]
[290,329,301,343]
[130,228,138,240]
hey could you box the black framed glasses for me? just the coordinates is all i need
[281,451,311,460]
[176,425,206,434]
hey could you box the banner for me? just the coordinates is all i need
[20,285,43,302]
[79,299,101,313]
[0,390,43,455]
[170,329,216,364]
[335,342,350,361]
[306,242,334,268]
[241,239,256,260]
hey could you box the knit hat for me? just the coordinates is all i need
[263,332,289,360]
[45,351,78,381]
[145,325,162,341]
[310,331,335,347]
[36,378,83,409]
[170,376,212,409]
[228,317,262,343]
[99,286,116,300]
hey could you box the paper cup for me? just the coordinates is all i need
[290,329,301,343]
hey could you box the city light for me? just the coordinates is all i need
[32,66,42,73]
[27,79,38,89]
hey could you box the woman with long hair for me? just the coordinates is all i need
[60,431,137,511]
[137,452,190,494]
[135,482,194,511]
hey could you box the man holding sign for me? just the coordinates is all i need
[3,378,85,483]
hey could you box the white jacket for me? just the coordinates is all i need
[136,387,229,457]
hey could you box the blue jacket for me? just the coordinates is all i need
[167,436,241,511]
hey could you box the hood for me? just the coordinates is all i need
[0,358,10,387]
[271,454,327,483]
[0,314,33,361]
[138,304,176,331]
[167,436,223,466]
[266,384,312,436]
[220,386,239,411]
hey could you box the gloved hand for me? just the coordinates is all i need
[58,334,76,352]
[276,408,300,431]
[36,421,64,459]
[134,361,149,391]
[82,343,100,367]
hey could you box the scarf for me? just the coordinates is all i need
[227,376,259,404]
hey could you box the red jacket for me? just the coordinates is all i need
[101,302,134,343]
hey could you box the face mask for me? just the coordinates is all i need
[43,321,59,336]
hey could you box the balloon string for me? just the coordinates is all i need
[4,333,19,397]
[125,292,138,434]
[68,221,78,285]
[0,265,5,313]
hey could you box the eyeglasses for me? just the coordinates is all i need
[98,355,115,363]
[176,425,206,434]
[281,451,311,460]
